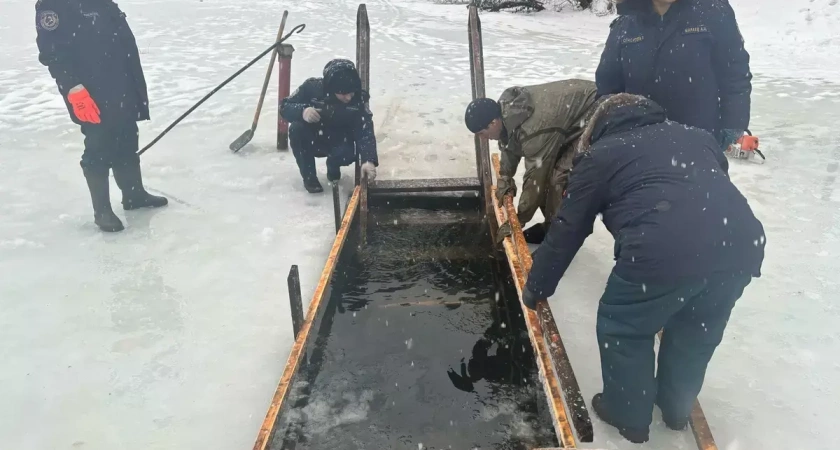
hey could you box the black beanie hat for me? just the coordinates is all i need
[465,98,501,133]
[323,59,362,95]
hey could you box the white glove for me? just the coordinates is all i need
[361,162,377,182]
[302,107,321,123]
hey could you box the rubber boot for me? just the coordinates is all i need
[303,176,324,194]
[591,394,650,444]
[523,223,547,244]
[83,168,124,232]
[113,163,168,210]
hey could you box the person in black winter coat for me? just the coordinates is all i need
[35,0,167,233]
[521,94,765,444]
[597,0,752,152]
[280,59,379,193]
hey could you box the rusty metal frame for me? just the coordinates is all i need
[468,5,494,220]
[252,186,361,450]
[490,156,579,448]
[490,157,593,444]
[360,175,369,246]
[369,177,481,193]
[355,4,370,186]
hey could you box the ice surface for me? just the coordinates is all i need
[1,0,839,449]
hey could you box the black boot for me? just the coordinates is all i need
[303,176,324,194]
[523,223,547,244]
[113,163,168,210]
[591,393,650,444]
[83,168,124,232]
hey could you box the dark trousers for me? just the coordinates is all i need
[289,122,356,180]
[596,271,752,430]
[80,121,140,172]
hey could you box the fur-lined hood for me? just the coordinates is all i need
[575,93,668,154]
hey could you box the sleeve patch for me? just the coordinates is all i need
[38,10,59,31]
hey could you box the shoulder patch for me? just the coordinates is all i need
[38,10,59,31]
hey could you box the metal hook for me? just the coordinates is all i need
[280,24,306,42]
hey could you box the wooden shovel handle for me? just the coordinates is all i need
[252,11,288,128]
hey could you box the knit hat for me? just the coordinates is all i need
[323,59,362,95]
[464,98,502,133]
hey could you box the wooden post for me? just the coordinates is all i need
[287,265,304,338]
[467,6,493,219]
[277,43,295,150]
[355,4,370,186]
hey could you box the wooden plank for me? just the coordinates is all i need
[492,155,593,443]
[656,330,718,450]
[489,177,577,448]
[252,187,361,450]
[369,177,481,193]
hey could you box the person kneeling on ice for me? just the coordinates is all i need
[280,59,378,193]
[35,0,167,233]
[464,79,599,244]
[520,94,766,444]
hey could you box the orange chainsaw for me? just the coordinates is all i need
[725,129,765,162]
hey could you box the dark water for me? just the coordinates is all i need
[270,206,558,450]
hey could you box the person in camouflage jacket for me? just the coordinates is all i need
[465,79,599,243]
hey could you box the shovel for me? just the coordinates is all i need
[229,11,289,153]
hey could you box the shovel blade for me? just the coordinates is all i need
[230,129,255,152]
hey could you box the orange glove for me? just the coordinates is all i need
[67,87,101,124]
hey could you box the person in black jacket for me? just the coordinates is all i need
[35,0,167,233]
[280,59,379,193]
[521,94,765,443]
[597,0,752,153]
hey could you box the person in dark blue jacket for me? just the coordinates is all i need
[597,0,752,152]
[280,59,379,193]
[36,0,167,233]
[521,94,765,443]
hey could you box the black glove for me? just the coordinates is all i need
[522,288,540,310]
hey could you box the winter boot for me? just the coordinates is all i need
[655,399,689,431]
[303,176,324,194]
[327,165,341,183]
[83,168,124,232]
[112,163,168,210]
[523,223,547,244]
[591,394,650,444]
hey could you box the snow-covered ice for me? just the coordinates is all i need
[1,0,839,449]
